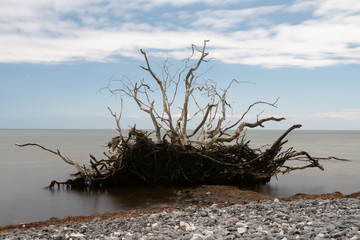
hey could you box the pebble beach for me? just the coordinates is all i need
[2,197,360,240]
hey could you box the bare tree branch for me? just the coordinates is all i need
[208,117,286,145]
[18,40,336,189]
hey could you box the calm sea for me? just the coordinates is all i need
[0,129,359,226]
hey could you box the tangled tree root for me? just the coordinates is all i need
[15,42,346,189]
[17,124,332,189]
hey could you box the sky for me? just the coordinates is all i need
[0,0,360,130]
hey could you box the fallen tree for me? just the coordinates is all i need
[17,40,336,189]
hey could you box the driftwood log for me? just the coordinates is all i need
[16,40,338,189]
[16,124,329,189]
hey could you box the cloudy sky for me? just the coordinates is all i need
[1,0,359,129]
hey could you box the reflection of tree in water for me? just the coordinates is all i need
[68,186,179,210]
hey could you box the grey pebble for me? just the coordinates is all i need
[1,198,360,240]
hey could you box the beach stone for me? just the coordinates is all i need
[210,203,218,209]
[227,217,239,223]
[236,222,248,228]
[191,233,204,240]
[203,230,214,236]
[53,233,64,240]
[186,223,196,231]
[149,213,160,220]
[104,237,119,240]
[151,222,160,230]
[237,227,247,234]
[306,207,317,214]
[315,232,325,238]
[224,234,236,239]
[69,233,85,238]
[326,223,336,231]
[200,210,208,217]
[204,236,216,240]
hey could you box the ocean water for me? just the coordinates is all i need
[0,129,359,226]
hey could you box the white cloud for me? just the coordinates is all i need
[287,0,319,12]
[314,0,360,16]
[276,109,360,130]
[190,6,283,29]
[0,0,360,68]
[127,0,239,8]
[286,109,360,121]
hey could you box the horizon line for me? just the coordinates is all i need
[1,128,359,131]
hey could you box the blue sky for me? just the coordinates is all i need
[1,0,360,130]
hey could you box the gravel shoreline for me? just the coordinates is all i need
[2,197,360,240]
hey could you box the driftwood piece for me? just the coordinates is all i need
[16,40,342,189]
[16,124,337,189]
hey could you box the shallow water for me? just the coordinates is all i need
[245,130,360,197]
[0,129,359,226]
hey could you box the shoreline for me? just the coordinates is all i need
[1,185,360,234]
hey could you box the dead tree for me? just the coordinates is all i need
[17,40,336,188]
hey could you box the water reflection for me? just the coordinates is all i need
[62,186,179,210]
[244,160,360,197]
[42,185,180,225]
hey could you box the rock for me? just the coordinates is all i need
[235,222,248,228]
[210,203,218,209]
[180,221,196,231]
[326,223,336,231]
[237,227,247,234]
[186,222,197,232]
[191,233,204,240]
[224,234,236,239]
[151,222,160,230]
[200,210,208,217]
[203,230,214,237]
[149,213,159,219]
[315,232,325,238]
[104,237,119,240]
[69,233,85,238]
[180,221,186,228]
[53,233,64,240]
[227,217,239,223]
